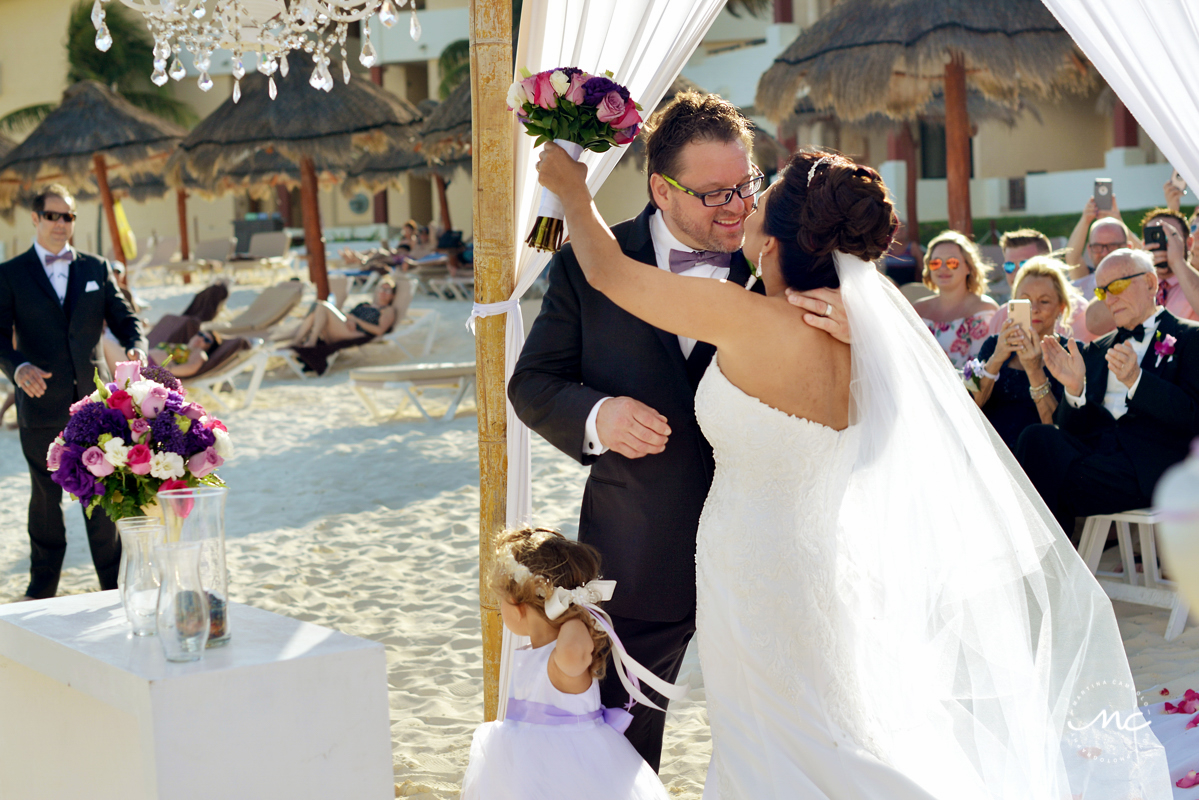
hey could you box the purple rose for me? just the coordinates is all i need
[180,402,206,421]
[47,439,65,471]
[141,386,169,419]
[130,418,151,442]
[595,90,627,124]
[564,72,589,105]
[52,444,100,504]
[82,446,114,478]
[187,447,224,478]
[582,76,628,107]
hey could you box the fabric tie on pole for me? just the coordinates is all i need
[468,298,523,335]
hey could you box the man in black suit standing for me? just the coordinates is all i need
[1017,247,1199,533]
[509,93,847,770]
[0,185,147,601]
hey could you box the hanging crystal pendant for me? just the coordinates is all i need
[321,61,334,92]
[153,39,170,60]
[232,56,245,80]
[409,9,421,41]
[359,25,376,67]
[151,66,168,86]
[378,0,397,29]
[195,51,211,72]
[95,23,112,52]
[169,57,186,81]
[198,71,213,92]
[309,61,324,90]
[90,0,104,29]
[342,59,350,84]
[232,79,241,103]
[280,53,290,77]
[191,3,205,18]
[268,76,277,100]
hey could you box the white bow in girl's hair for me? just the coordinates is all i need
[543,579,687,713]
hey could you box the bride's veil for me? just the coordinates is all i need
[832,252,1171,799]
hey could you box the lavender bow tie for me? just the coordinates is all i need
[45,252,72,265]
[668,249,731,274]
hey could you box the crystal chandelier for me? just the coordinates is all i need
[90,0,423,101]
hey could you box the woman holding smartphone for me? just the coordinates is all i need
[970,257,1074,452]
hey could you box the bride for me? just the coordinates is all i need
[535,144,1171,799]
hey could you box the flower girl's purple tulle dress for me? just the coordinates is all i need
[460,641,669,800]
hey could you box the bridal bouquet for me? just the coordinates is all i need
[46,361,232,521]
[508,67,643,252]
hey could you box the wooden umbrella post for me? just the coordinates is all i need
[176,188,190,260]
[470,0,514,723]
[435,173,453,232]
[92,153,126,266]
[299,155,330,301]
[943,52,972,237]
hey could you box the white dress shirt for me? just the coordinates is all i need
[1064,309,1162,420]
[582,210,733,456]
[34,241,73,304]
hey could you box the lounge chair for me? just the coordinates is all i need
[146,314,202,350]
[167,238,234,284]
[277,276,439,378]
[349,361,477,421]
[181,337,270,411]
[227,231,293,282]
[207,281,304,337]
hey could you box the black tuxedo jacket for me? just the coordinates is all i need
[0,246,146,429]
[1055,310,1199,496]
[509,203,760,621]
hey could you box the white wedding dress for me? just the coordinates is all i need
[688,253,1172,800]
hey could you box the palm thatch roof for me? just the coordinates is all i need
[787,89,1043,134]
[0,80,187,209]
[419,79,471,161]
[0,134,14,161]
[168,58,423,191]
[185,148,345,201]
[755,0,1095,123]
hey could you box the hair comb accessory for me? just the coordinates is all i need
[544,579,616,620]
[807,155,834,187]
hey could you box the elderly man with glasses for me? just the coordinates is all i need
[0,184,146,601]
[1015,248,1199,537]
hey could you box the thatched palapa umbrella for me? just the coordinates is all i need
[756,0,1093,235]
[0,81,187,263]
[419,80,474,231]
[168,58,422,300]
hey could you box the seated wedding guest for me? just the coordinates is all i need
[290,276,398,348]
[149,330,222,378]
[1142,208,1199,322]
[882,220,922,285]
[970,258,1073,452]
[1016,248,1199,534]
[913,230,998,369]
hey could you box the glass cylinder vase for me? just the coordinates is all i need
[115,516,164,636]
[154,541,210,662]
[157,486,230,646]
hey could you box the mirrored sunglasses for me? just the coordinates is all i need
[1094,273,1145,300]
[1003,259,1029,275]
[929,258,960,270]
[40,211,77,223]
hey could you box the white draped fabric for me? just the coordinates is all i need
[485,0,727,719]
[1040,0,1199,188]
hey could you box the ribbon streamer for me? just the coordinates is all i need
[467,298,522,334]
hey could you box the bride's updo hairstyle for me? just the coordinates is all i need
[765,151,897,291]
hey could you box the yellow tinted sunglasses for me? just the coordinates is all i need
[1094,272,1146,300]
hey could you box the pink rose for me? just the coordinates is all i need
[69,396,94,415]
[82,446,114,478]
[595,90,626,124]
[202,416,227,432]
[180,402,206,421]
[612,102,641,130]
[130,418,151,442]
[158,479,194,518]
[113,361,141,388]
[126,444,153,475]
[565,72,588,105]
[47,439,65,471]
[187,446,224,478]
[530,72,558,110]
[140,386,169,419]
[613,125,639,145]
[107,389,136,420]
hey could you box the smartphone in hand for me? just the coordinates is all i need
[1009,299,1032,338]
[1144,226,1167,252]
[1094,178,1113,211]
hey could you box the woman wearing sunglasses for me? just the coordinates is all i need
[148,330,222,378]
[912,230,998,368]
[970,258,1075,452]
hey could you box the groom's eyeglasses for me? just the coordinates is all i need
[660,169,764,207]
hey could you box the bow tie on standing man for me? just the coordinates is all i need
[0,184,147,601]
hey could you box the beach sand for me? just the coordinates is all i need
[0,280,1194,798]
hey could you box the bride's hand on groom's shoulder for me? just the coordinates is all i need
[786,287,851,344]
[536,143,589,197]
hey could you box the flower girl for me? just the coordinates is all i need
[460,527,679,800]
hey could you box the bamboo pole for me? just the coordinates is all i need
[299,156,330,301]
[943,53,972,237]
[92,154,126,266]
[470,0,513,723]
[176,188,190,260]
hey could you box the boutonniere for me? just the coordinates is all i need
[1154,331,1177,368]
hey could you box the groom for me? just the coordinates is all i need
[510,92,847,770]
